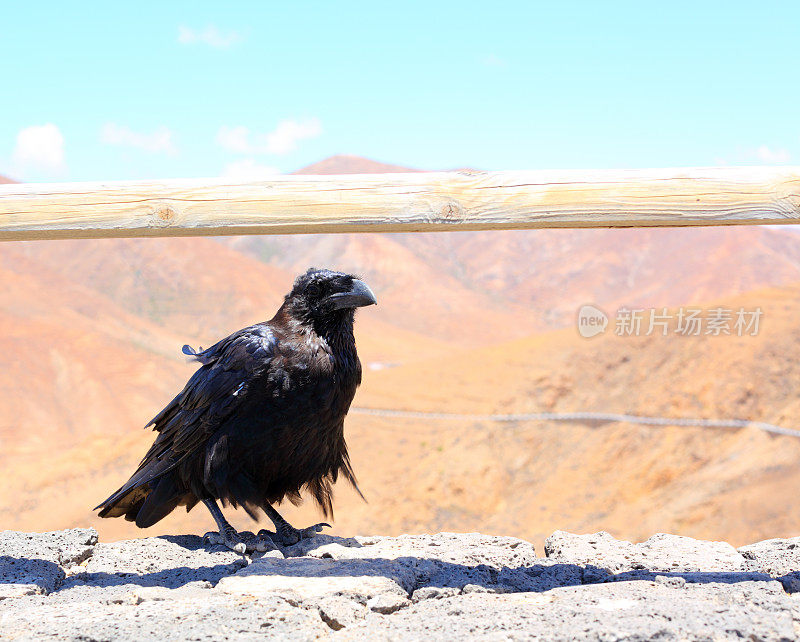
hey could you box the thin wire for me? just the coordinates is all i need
[350,407,800,439]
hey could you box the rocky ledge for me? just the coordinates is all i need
[2,528,800,640]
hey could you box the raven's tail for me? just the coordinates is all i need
[95,466,187,528]
[131,476,185,528]
[95,484,151,522]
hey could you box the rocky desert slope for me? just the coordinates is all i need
[3,157,800,551]
[5,277,800,551]
[2,527,800,640]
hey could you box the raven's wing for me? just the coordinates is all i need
[95,324,277,511]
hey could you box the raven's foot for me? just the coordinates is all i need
[265,504,330,546]
[241,530,279,553]
[203,527,277,554]
[273,521,331,546]
[203,526,246,554]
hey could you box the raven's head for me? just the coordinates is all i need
[284,268,377,329]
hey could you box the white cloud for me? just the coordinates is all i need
[178,25,242,49]
[755,145,791,163]
[482,54,507,68]
[265,118,323,154]
[101,123,177,154]
[216,118,322,156]
[221,159,280,180]
[718,145,794,166]
[13,124,65,172]
[216,125,251,154]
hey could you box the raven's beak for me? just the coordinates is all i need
[327,279,377,310]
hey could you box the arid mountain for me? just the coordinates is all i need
[227,156,800,333]
[350,282,800,548]
[3,283,800,550]
[390,225,800,325]
[294,154,422,175]
[12,237,292,341]
[0,245,187,447]
[2,155,800,551]
[229,226,800,332]
[0,174,14,184]
[0,235,452,535]
[222,231,531,344]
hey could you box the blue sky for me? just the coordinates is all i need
[1,1,798,182]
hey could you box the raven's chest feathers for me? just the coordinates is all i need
[201,326,362,512]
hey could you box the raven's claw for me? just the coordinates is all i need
[274,521,330,546]
[203,528,276,554]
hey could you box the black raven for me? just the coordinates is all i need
[95,268,376,553]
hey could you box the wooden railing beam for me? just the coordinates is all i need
[1,167,799,241]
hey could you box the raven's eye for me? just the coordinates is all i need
[306,284,321,298]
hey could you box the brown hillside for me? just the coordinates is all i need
[391,226,800,325]
[222,232,531,344]
[4,282,800,550]
[0,239,451,535]
[12,237,294,342]
[0,245,191,530]
[350,283,800,548]
[11,237,456,366]
[231,156,800,332]
[4,155,800,552]
[294,154,422,174]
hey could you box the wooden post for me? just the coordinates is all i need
[1,167,799,241]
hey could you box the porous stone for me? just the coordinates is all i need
[545,530,748,573]
[337,581,797,641]
[367,592,410,614]
[296,532,540,595]
[461,582,512,594]
[317,596,366,630]
[0,528,98,569]
[0,557,64,600]
[350,532,538,568]
[76,534,246,588]
[1,528,799,640]
[0,591,328,640]
[283,534,363,558]
[740,536,800,576]
[0,528,98,599]
[411,585,461,601]
[217,556,414,602]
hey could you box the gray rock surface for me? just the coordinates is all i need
[544,530,747,573]
[0,528,97,600]
[738,535,800,593]
[2,528,800,640]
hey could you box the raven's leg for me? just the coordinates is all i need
[265,505,330,546]
[202,499,246,553]
[202,499,276,554]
